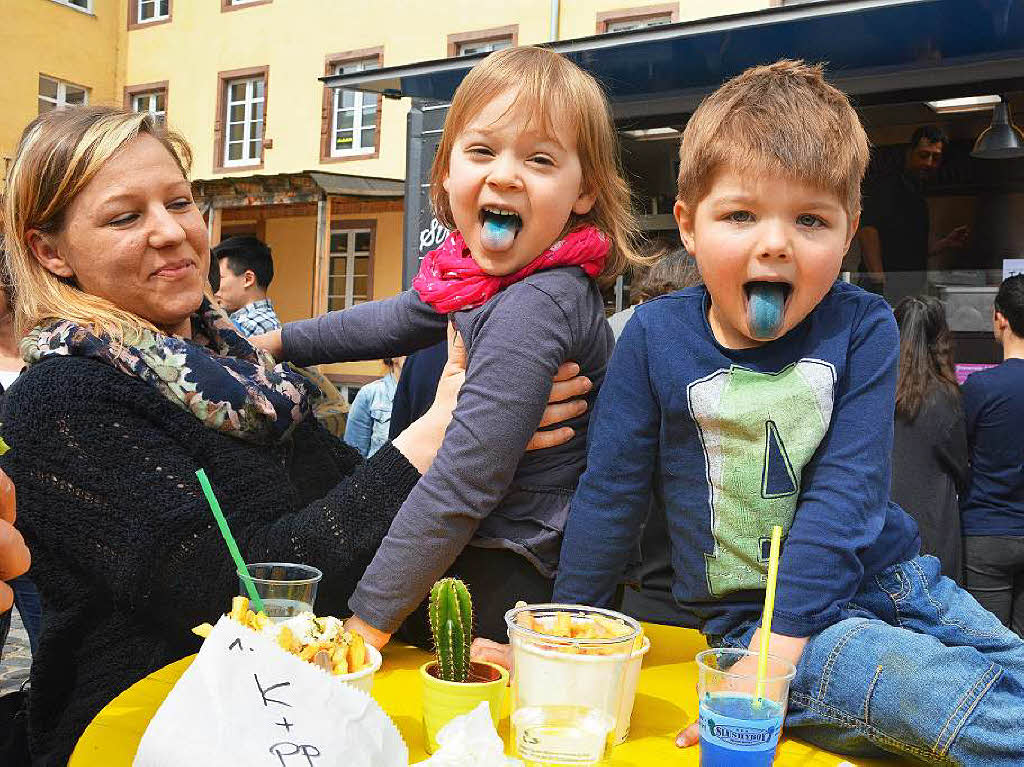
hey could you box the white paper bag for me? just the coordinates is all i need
[134,615,407,767]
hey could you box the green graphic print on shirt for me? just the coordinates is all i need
[687,359,836,596]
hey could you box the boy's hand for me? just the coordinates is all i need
[470,637,514,671]
[676,630,808,748]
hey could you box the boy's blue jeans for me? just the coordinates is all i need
[714,555,1024,765]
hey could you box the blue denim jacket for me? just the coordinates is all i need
[344,373,397,457]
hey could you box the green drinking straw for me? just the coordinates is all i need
[195,468,264,613]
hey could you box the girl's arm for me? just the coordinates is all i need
[279,290,447,366]
[346,282,577,635]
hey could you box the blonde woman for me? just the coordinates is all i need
[0,106,587,764]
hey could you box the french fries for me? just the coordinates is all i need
[196,596,373,675]
[515,602,647,655]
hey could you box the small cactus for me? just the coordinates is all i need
[429,578,473,683]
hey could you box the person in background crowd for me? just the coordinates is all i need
[962,274,1024,635]
[0,106,587,764]
[345,356,405,458]
[213,235,281,336]
[607,246,700,341]
[857,125,969,305]
[890,296,968,583]
[0,284,41,656]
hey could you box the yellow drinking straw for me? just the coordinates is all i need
[754,525,784,707]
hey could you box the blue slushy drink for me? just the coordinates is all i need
[699,693,783,767]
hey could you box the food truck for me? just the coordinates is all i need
[324,0,1024,366]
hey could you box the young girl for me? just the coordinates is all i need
[258,46,640,648]
[891,296,968,582]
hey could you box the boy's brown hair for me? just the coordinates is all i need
[429,46,642,287]
[676,60,869,219]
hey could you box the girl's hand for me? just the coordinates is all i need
[344,614,392,651]
[250,329,285,360]
[676,630,807,748]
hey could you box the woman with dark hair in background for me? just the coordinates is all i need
[891,296,968,582]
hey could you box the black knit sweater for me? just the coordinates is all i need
[0,356,421,766]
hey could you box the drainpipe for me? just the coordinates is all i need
[549,0,559,41]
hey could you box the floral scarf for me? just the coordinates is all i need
[412,226,609,313]
[22,299,318,443]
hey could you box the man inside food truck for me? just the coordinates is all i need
[858,125,970,304]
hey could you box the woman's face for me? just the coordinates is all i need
[31,134,209,336]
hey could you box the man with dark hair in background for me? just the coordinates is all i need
[858,125,969,304]
[961,275,1024,635]
[213,235,281,337]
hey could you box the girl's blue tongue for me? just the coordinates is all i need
[747,283,787,339]
[480,216,517,252]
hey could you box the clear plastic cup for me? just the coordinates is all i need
[506,603,640,766]
[613,634,651,744]
[238,562,323,621]
[696,648,797,767]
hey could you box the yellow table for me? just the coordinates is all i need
[71,623,905,765]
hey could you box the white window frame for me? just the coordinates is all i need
[132,91,166,126]
[51,0,93,13]
[38,76,88,114]
[136,0,169,24]
[331,59,379,158]
[223,76,265,167]
[328,227,372,310]
[455,38,512,56]
[604,14,673,33]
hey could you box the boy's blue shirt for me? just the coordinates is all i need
[553,280,920,638]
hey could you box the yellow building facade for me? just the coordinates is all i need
[2,0,769,384]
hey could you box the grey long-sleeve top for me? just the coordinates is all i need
[282,267,613,632]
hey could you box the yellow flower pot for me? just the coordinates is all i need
[420,660,508,753]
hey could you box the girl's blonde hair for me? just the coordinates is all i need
[429,46,642,288]
[2,106,194,341]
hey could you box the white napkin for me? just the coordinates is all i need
[412,702,523,766]
[134,615,407,767]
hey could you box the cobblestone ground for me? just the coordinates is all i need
[0,608,32,694]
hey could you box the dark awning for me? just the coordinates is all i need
[193,171,404,208]
[322,0,1024,116]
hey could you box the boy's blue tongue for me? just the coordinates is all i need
[747,282,787,339]
[480,215,517,252]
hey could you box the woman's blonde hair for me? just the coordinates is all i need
[429,46,643,287]
[2,106,194,341]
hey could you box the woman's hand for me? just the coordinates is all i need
[391,322,466,474]
[0,469,29,614]
[392,325,593,474]
[344,614,392,651]
[527,362,591,452]
[250,329,284,360]
[675,630,807,748]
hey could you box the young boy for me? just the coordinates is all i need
[553,61,1024,763]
